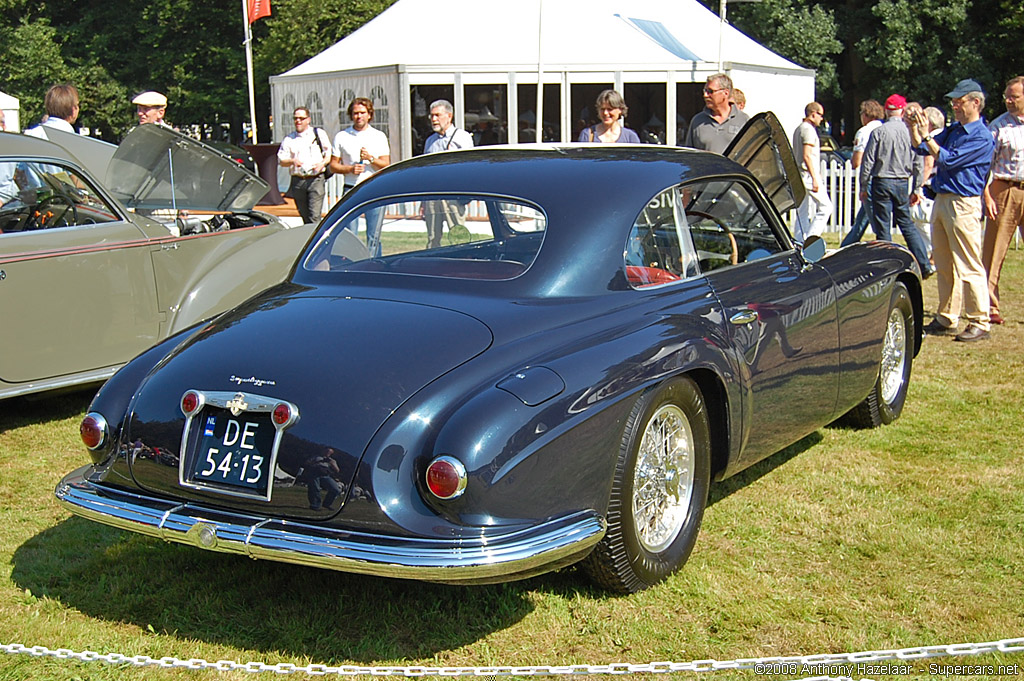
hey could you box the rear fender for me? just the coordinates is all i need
[163,224,315,333]
[386,314,740,529]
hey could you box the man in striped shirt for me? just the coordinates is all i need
[982,76,1024,325]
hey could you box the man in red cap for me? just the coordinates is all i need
[859,93,933,275]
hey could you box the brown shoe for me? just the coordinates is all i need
[990,310,1005,325]
[923,319,956,336]
[954,325,990,342]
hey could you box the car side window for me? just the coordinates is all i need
[0,160,120,235]
[683,179,785,273]
[624,186,699,288]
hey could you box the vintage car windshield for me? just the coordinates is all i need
[0,160,120,233]
[304,194,547,280]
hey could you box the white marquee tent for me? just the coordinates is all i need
[270,0,815,161]
[1,91,20,132]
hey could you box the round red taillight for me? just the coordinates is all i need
[80,412,108,450]
[181,391,200,415]
[425,456,467,500]
[273,403,292,425]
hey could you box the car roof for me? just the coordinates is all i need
[319,145,764,298]
[0,130,82,164]
[349,144,754,226]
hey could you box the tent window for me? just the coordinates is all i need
[465,84,508,146]
[626,18,701,62]
[516,84,561,143]
[624,82,667,145]
[676,83,707,145]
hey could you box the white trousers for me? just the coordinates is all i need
[794,176,832,243]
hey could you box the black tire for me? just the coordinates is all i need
[844,282,914,428]
[581,376,711,593]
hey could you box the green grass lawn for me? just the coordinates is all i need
[1,244,1022,680]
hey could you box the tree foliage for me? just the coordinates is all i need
[723,0,1024,142]
[1,0,1020,145]
[0,0,394,141]
[724,0,842,98]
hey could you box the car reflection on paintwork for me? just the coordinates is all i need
[57,113,924,593]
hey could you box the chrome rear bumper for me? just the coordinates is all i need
[55,466,606,584]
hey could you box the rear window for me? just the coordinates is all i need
[303,194,546,280]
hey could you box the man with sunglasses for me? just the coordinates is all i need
[278,106,332,224]
[684,73,749,154]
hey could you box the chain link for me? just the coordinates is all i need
[2,638,1022,676]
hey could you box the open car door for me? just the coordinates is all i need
[724,112,805,216]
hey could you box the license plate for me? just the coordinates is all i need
[178,390,299,501]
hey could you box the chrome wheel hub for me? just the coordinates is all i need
[880,306,908,404]
[632,404,694,552]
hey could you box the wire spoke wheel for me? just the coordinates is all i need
[581,376,710,593]
[632,404,694,553]
[879,304,908,405]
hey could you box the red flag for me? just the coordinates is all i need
[248,0,271,23]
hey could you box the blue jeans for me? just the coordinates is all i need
[363,206,384,257]
[841,180,873,247]
[870,177,931,271]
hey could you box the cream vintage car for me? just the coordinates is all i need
[0,125,317,400]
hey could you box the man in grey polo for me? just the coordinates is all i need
[859,93,933,276]
[684,73,749,154]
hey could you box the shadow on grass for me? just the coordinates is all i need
[10,515,595,661]
[0,387,95,434]
[707,430,822,507]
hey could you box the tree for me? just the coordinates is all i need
[0,0,395,142]
[0,20,73,129]
[726,0,1019,143]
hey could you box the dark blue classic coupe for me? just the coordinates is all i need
[57,114,923,593]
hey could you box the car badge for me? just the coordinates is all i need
[226,393,249,416]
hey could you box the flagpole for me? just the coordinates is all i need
[242,0,259,144]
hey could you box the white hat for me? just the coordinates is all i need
[132,91,167,107]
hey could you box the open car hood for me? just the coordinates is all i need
[725,112,805,215]
[105,124,269,212]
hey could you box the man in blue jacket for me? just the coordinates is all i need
[909,79,995,342]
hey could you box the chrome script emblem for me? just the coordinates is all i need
[225,393,249,416]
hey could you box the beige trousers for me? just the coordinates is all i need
[931,193,990,330]
[982,179,1024,315]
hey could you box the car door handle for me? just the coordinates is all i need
[729,310,759,325]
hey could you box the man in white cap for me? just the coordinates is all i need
[133,91,168,126]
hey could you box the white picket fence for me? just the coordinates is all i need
[822,158,862,235]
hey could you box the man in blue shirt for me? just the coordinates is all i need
[909,79,995,342]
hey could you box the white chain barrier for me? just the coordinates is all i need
[2,637,1023,676]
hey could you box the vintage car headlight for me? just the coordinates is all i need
[80,412,109,452]
[425,455,467,500]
